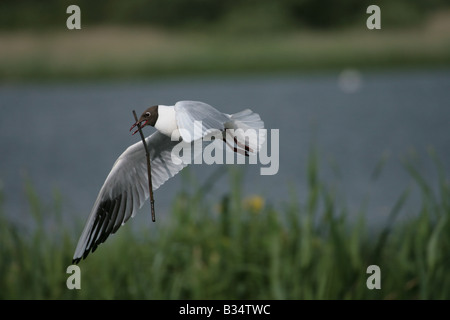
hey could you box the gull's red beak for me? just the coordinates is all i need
[130,119,148,135]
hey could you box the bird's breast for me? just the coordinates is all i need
[154,105,180,140]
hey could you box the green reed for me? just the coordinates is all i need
[0,149,449,299]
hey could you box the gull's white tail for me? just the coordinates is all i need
[224,109,265,155]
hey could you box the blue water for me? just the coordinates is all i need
[1,69,449,229]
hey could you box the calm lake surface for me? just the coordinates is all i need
[1,69,449,228]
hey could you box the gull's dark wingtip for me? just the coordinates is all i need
[72,250,90,264]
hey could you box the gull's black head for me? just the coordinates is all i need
[130,105,159,135]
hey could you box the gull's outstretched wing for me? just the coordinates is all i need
[72,131,187,263]
[174,101,230,142]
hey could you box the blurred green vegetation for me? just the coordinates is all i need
[0,1,449,81]
[0,0,448,31]
[1,149,449,299]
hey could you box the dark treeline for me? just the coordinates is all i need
[0,0,448,31]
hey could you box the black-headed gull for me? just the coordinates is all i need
[72,101,264,263]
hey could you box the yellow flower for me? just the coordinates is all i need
[243,195,265,213]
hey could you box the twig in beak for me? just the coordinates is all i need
[132,110,156,222]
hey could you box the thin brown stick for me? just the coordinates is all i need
[133,110,156,222]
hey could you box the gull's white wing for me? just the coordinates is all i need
[73,131,188,263]
[174,101,230,142]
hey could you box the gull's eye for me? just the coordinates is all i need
[145,112,151,117]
